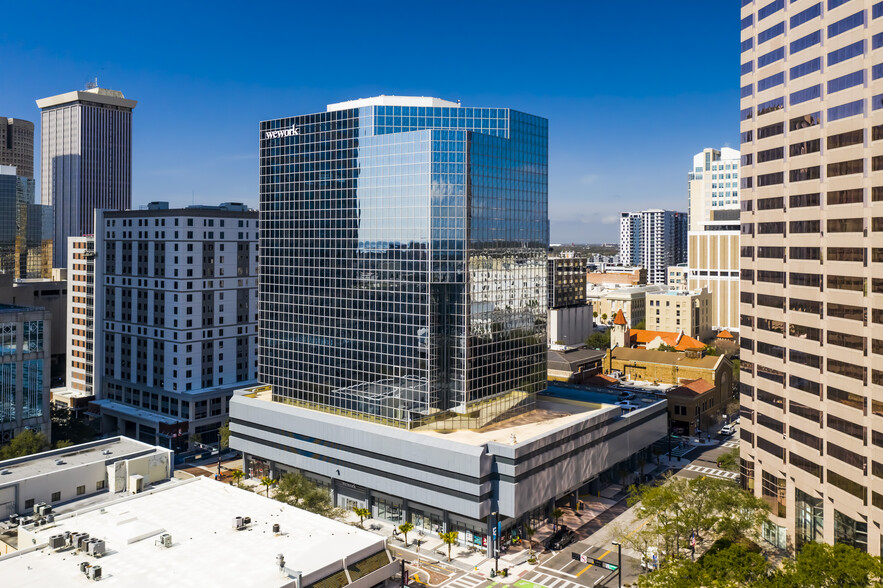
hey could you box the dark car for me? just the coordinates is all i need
[546,526,575,550]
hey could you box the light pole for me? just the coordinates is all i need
[491,511,499,575]
[611,541,622,588]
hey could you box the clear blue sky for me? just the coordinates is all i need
[2,1,738,243]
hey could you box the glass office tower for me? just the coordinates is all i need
[259,97,548,429]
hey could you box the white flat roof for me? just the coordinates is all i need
[327,95,460,112]
[0,437,159,485]
[1,477,390,588]
[36,87,137,110]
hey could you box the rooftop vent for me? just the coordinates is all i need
[0,469,10,475]
[55,459,65,466]
[101,450,112,455]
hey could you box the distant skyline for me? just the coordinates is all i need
[2,1,737,243]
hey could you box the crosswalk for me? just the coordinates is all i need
[523,571,585,588]
[685,464,739,480]
[442,574,486,588]
[722,441,739,449]
[669,445,695,458]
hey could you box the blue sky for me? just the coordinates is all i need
[2,1,738,243]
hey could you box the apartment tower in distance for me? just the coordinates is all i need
[231,96,666,551]
[619,209,688,284]
[36,86,136,268]
[740,0,883,553]
[67,203,258,451]
[686,147,741,332]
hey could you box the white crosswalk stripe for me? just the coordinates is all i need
[443,574,485,588]
[526,571,584,588]
[723,441,740,448]
[685,464,739,479]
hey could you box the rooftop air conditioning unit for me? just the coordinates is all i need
[0,469,10,475]
[89,565,102,580]
[162,533,172,548]
[49,535,65,549]
[233,516,244,530]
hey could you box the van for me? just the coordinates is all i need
[720,424,736,436]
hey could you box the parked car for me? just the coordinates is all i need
[719,423,736,436]
[616,401,639,412]
[546,526,575,550]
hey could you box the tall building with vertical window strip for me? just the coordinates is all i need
[36,87,136,268]
[740,0,883,553]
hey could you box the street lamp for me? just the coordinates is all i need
[611,541,622,588]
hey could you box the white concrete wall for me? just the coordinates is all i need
[548,304,593,346]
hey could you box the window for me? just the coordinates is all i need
[789,138,820,156]
[25,499,34,510]
[828,10,865,38]
[758,47,785,68]
[790,166,821,182]
[758,146,784,163]
[791,426,823,451]
[742,13,754,30]
[96,480,106,490]
[51,491,60,502]
[828,442,867,471]
[791,2,821,28]
[790,220,820,233]
[759,0,784,20]
[828,129,864,149]
[757,172,784,186]
[827,247,864,261]
[758,122,784,139]
[828,39,865,65]
[76,485,86,496]
[791,84,822,105]
[828,302,865,322]
[828,159,864,177]
[759,21,785,43]
[758,96,784,116]
[791,30,821,54]
[827,218,863,233]
[790,112,820,131]
[759,72,785,92]
[791,57,821,80]
[834,509,868,549]
[829,386,866,413]
[829,358,867,383]
[790,192,820,207]
[828,70,865,94]
[828,99,864,121]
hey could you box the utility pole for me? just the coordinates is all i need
[611,541,622,588]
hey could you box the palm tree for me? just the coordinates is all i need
[231,469,244,486]
[439,531,459,562]
[551,508,564,530]
[525,525,536,557]
[399,521,414,546]
[260,476,275,497]
[353,506,370,528]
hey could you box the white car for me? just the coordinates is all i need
[719,424,736,436]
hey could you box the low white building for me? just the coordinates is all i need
[2,476,398,588]
[0,437,172,520]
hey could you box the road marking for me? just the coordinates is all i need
[723,441,739,448]
[536,566,578,578]
[443,574,485,588]
[685,464,739,479]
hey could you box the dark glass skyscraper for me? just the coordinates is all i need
[259,97,548,429]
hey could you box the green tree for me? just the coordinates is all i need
[218,420,230,451]
[702,345,721,356]
[585,329,611,350]
[0,429,48,460]
[230,469,245,487]
[273,471,344,519]
[717,448,740,472]
[635,319,646,330]
[260,476,275,497]
[353,506,371,528]
[656,343,677,352]
[399,521,414,546]
[775,542,883,587]
[439,530,459,562]
[593,311,599,319]
[54,439,74,449]
[551,507,564,530]
[601,313,608,322]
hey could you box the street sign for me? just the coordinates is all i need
[571,552,618,571]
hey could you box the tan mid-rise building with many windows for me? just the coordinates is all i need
[646,289,713,342]
[740,0,883,554]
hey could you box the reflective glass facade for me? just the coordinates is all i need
[0,170,52,279]
[259,100,548,429]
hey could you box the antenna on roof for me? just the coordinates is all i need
[86,77,98,90]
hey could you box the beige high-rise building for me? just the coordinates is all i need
[36,87,136,268]
[740,0,882,554]
[686,148,741,333]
